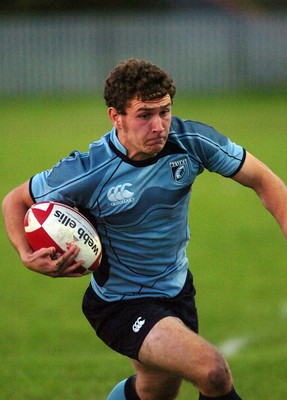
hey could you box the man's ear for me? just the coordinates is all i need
[108,107,122,129]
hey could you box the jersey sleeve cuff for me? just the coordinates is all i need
[227,148,246,178]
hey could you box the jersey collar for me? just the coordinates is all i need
[109,127,187,167]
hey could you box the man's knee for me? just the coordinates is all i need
[206,362,232,394]
[196,353,233,396]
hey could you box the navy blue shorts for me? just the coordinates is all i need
[82,270,198,360]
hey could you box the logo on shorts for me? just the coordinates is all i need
[132,317,146,333]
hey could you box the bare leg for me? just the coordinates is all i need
[134,316,233,399]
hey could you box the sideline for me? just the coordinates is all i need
[218,336,250,358]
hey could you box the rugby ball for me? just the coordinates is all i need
[24,201,102,275]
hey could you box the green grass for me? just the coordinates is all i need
[1,91,286,399]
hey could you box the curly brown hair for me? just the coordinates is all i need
[104,58,176,114]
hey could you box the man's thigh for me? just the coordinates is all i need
[137,316,224,386]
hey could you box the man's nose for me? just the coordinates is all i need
[151,115,164,133]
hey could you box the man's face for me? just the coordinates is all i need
[109,94,172,161]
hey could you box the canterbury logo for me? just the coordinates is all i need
[107,183,134,203]
[132,317,146,333]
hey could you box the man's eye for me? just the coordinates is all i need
[139,114,149,119]
[161,109,170,116]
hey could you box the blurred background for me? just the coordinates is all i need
[0,0,286,96]
[1,2,287,399]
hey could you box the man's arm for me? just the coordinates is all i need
[2,181,83,277]
[232,151,287,239]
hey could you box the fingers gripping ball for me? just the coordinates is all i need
[24,201,102,275]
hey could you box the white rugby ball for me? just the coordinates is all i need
[24,201,102,275]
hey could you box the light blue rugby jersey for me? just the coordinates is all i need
[30,116,245,301]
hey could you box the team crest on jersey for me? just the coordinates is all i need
[169,158,189,183]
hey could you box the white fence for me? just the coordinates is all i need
[0,11,286,95]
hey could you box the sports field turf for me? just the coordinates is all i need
[0,91,286,399]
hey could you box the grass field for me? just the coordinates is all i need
[0,91,286,399]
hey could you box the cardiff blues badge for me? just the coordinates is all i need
[169,158,189,183]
